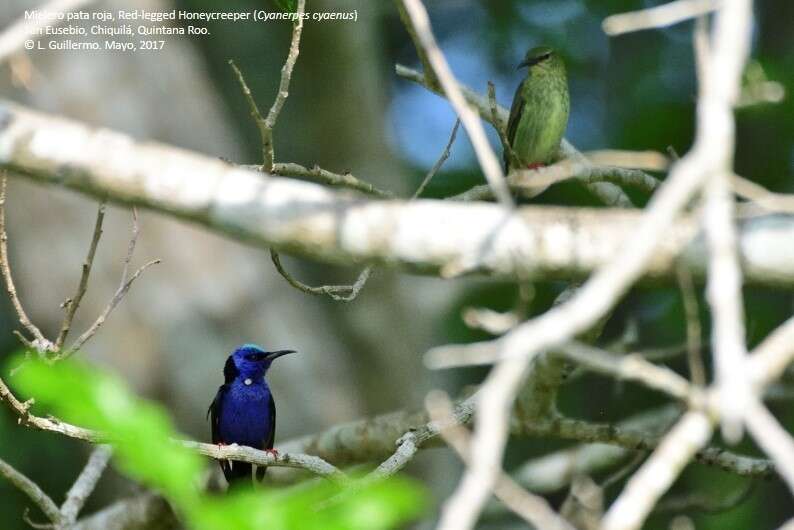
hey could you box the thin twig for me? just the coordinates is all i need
[270,250,371,302]
[399,0,513,207]
[55,201,106,350]
[0,457,63,526]
[676,265,707,386]
[0,175,51,353]
[62,209,160,358]
[413,119,460,199]
[271,162,393,198]
[262,0,306,171]
[488,82,519,170]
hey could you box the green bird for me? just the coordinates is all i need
[504,46,570,171]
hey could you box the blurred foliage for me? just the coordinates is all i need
[7,356,426,530]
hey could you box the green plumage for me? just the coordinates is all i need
[505,46,570,171]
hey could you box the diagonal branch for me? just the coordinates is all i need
[0,456,63,526]
[0,175,51,353]
[398,0,512,207]
[61,209,160,358]
[55,201,106,350]
[60,445,113,524]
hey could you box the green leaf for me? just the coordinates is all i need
[273,0,297,14]
[11,357,203,503]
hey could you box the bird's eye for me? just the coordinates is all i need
[245,354,254,361]
[537,52,552,62]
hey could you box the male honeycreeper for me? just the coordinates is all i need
[208,344,295,484]
[505,46,570,171]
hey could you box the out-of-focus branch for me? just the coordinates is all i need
[398,0,512,207]
[0,456,63,526]
[426,391,576,530]
[7,103,794,286]
[602,0,720,36]
[602,412,713,530]
[451,160,660,202]
[60,445,113,524]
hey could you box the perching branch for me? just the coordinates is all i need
[0,375,345,481]
[398,0,513,207]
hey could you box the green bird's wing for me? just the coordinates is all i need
[504,79,526,171]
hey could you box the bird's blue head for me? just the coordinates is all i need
[225,344,295,382]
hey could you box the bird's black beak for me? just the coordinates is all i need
[517,58,531,69]
[264,349,296,361]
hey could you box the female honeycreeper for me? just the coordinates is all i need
[505,46,570,171]
[208,344,295,484]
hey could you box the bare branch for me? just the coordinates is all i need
[271,162,393,198]
[270,250,371,302]
[0,175,52,353]
[677,265,707,386]
[6,104,794,286]
[732,174,794,214]
[413,119,460,199]
[62,210,160,358]
[0,456,63,526]
[451,159,660,202]
[261,0,305,171]
[743,399,794,494]
[602,0,720,36]
[426,391,576,530]
[398,0,512,207]
[60,446,113,524]
[55,201,106,350]
[601,412,713,530]
[0,375,344,480]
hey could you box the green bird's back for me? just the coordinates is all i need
[505,46,570,171]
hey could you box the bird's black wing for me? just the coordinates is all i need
[265,396,276,450]
[504,79,526,170]
[208,384,228,445]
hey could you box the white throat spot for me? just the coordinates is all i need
[244,378,252,386]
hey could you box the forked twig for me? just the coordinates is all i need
[60,208,160,358]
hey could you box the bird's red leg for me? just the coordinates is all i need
[265,448,279,457]
[526,162,545,170]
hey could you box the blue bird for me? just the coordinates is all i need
[208,344,295,484]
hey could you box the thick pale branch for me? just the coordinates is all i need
[3,102,794,286]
